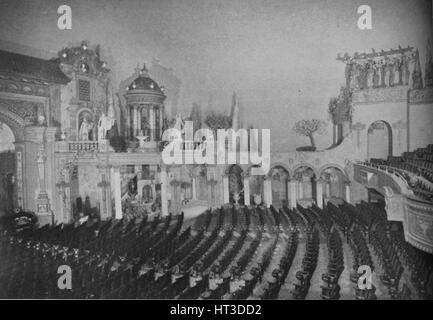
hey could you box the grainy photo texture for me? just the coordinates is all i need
[0,0,432,301]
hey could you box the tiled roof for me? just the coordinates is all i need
[0,50,70,84]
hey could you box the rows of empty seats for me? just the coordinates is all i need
[369,144,433,202]
[1,201,432,299]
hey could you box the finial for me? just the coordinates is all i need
[81,41,88,51]
[139,63,149,76]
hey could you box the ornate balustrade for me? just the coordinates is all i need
[353,161,433,254]
[55,140,109,153]
[355,161,413,195]
[405,196,433,254]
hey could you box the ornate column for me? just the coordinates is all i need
[97,165,112,220]
[223,175,230,204]
[137,106,142,135]
[170,179,180,214]
[298,179,303,200]
[243,173,250,206]
[15,147,24,208]
[36,145,49,211]
[263,176,272,208]
[160,165,168,216]
[325,181,331,198]
[111,166,123,219]
[56,164,72,223]
[159,106,164,139]
[132,106,138,137]
[303,175,312,199]
[316,179,324,209]
[345,181,351,203]
[288,179,297,209]
[192,175,197,200]
[149,106,155,141]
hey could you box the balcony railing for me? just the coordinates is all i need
[355,161,413,195]
[55,140,109,153]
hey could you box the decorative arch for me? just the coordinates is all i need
[267,162,292,177]
[367,120,393,160]
[292,163,319,178]
[227,164,244,204]
[319,165,348,200]
[0,108,26,141]
[293,164,318,204]
[318,163,349,181]
[77,107,95,141]
[269,165,290,208]
[194,165,208,201]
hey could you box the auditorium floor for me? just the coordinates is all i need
[274,231,401,300]
[177,209,418,300]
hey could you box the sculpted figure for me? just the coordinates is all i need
[366,62,374,88]
[79,117,93,141]
[380,61,387,87]
[372,62,380,88]
[98,112,115,141]
[388,61,395,86]
[402,55,410,85]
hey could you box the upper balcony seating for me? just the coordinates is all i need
[369,144,433,202]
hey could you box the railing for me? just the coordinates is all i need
[355,161,414,196]
[55,140,109,153]
[182,141,206,151]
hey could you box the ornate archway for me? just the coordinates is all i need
[0,108,27,212]
[293,165,317,205]
[367,120,393,160]
[270,166,290,208]
[319,166,347,200]
[228,164,244,204]
[0,122,16,213]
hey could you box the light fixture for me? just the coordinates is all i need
[62,52,67,58]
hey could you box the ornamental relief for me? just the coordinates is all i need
[0,98,46,126]
[409,88,433,104]
[408,210,433,242]
[127,94,165,104]
[352,86,409,104]
[0,78,49,97]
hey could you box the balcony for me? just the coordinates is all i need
[353,161,433,254]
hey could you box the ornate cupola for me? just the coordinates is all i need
[125,64,166,146]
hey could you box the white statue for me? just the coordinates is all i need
[79,117,93,141]
[174,113,183,132]
[98,112,115,141]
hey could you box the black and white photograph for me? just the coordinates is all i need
[0,0,432,303]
